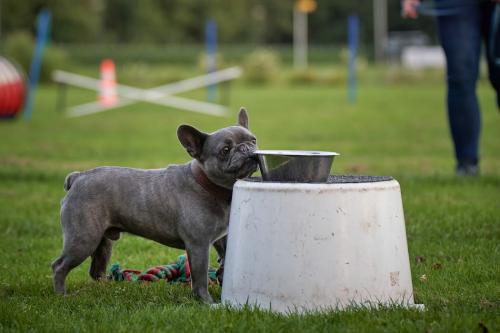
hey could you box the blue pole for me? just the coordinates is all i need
[205,19,217,102]
[348,15,359,104]
[23,9,51,120]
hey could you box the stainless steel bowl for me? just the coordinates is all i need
[254,150,340,183]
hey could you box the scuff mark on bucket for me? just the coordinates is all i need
[390,271,400,286]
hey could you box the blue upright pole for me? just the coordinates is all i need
[205,19,217,102]
[23,9,51,120]
[348,15,359,104]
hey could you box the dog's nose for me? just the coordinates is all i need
[250,153,259,162]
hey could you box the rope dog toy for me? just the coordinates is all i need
[108,254,219,285]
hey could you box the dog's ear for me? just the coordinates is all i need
[238,107,249,129]
[177,125,208,159]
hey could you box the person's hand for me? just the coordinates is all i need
[401,0,421,19]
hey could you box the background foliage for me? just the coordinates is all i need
[1,0,437,46]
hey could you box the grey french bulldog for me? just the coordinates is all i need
[51,108,258,303]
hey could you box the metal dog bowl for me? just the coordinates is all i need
[254,150,339,183]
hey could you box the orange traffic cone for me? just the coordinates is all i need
[98,59,118,107]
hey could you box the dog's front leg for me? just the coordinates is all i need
[186,242,213,303]
[213,236,227,285]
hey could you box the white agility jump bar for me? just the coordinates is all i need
[52,66,242,118]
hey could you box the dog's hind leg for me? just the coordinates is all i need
[52,255,75,294]
[51,256,66,294]
[52,252,91,295]
[52,230,103,294]
[89,237,113,281]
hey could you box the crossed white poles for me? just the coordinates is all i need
[52,66,242,118]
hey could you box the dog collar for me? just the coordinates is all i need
[190,162,232,204]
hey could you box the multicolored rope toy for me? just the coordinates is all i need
[108,254,219,284]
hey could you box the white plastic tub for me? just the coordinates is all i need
[221,178,421,313]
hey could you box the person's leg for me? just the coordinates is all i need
[437,5,482,174]
[481,2,500,109]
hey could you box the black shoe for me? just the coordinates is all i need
[456,163,479,177]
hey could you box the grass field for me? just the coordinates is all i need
[0,73,499,332]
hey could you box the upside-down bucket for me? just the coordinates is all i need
[221,174,421,313]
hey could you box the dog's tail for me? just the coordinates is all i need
[63,171,81,191]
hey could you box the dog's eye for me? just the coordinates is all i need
[221,146,230,155]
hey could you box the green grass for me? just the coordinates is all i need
[0,74,499,332]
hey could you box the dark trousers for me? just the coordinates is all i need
[436,1,500,166]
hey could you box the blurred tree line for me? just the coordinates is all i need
[1,0,436,46]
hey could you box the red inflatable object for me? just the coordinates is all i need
[0,57,26,118]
